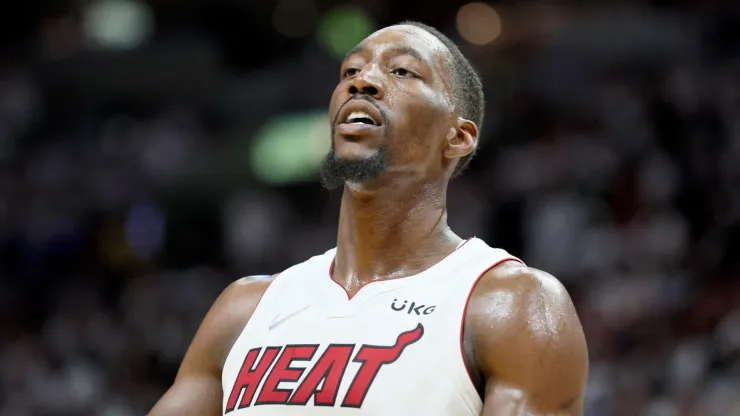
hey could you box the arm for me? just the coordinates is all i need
[148,276,274,416]
[466,263,588,415]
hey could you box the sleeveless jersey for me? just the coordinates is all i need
[221,237,522,415]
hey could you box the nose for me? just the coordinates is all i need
[347,69,385,100]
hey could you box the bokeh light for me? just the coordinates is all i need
[317,5,375,60]
[249,112,330,185]
[125,203,165,261]
[83,0,154,49]
[456,2,502,45]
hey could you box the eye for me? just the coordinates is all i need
[343,68,359,78]
[391,68,414,78]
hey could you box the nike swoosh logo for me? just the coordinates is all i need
[269,305,312,330]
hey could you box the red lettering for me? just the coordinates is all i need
[289,344,354,406]
[255,345,318,405]
[225,346,281,412]
[227,324,424,410]
[341,323,424,408]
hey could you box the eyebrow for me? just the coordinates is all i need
[344,44,426,64]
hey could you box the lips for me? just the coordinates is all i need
[336,100,384,129]
[345,111,378,126]
[335,122,380,135]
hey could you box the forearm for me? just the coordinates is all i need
[148,377,222,416]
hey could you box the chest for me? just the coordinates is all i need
[218,240,515,415]
[221,283,469,414]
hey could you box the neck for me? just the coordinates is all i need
[332,177,463,292]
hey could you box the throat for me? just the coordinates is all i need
[331,236,463,299]
[331,187,463,295]
[331,223,465,298]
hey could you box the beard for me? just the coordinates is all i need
[319,145,389,190]
[322,94,390,190]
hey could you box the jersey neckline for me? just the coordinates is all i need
[325,237,476,304]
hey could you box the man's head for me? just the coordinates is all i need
[320,21,485,190]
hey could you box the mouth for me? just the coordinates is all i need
[344,111,379,126]
[335,100,384,136]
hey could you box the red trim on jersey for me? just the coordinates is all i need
[459,257,524,390]
[328,238,473,301]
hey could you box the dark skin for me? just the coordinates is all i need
[150,25,588,415]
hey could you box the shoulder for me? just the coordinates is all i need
[211,274,277,329]
[465,262,588,402]
[188,274,278,373]
[467,261,584,352]
[468,261,574,323]
[221,274,276,305]
[213,274,277,337]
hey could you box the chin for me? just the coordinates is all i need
[319,145,389,190]
[333,139,383,161]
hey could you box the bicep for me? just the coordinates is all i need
[486,312,587,415]
[481,317,587,416]
[474,268,588,415]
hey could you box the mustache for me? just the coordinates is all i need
[332,94,386,126]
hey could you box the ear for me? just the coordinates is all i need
[443,117,478,160]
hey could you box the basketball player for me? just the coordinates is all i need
[149,21,588,415]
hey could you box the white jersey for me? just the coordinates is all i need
[221,237,522,415]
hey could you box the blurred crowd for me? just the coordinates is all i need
[0,1,739,415]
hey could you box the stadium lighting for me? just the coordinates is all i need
[83,0,154,49]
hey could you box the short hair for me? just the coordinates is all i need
[398,21,485,177]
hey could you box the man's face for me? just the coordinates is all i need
[320,25,459,189]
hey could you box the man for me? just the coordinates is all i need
[149,21,588,416]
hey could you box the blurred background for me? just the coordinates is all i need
[0,0,738,415]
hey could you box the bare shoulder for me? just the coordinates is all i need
[465,262,588,413]
[201,274,277,370]
[466,261,586,355]
[467,261,575,328]
[212,275,276,329]
[221,275,276,311]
